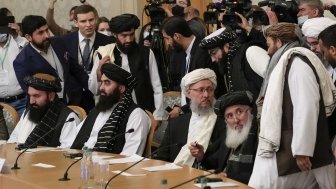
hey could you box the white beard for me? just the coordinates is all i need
[225,113,253,149]
[189,99,216,116]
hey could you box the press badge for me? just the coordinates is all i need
[0,70,9,86]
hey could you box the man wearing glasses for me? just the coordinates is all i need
[156,68,225,167]
[188,91,258,184]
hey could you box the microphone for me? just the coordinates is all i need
[11,117,75,170]
[168,169,222,189]
[104,143,183,189]
[58,128,135,181]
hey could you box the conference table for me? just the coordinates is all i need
[0,144,252,189]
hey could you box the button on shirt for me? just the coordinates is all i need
[0,35,24,98]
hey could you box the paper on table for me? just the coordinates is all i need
[194,182,239,188]
[32,163,56,168]
[22,147,57,153]
[109,154,148,164]
[92,155,114,163]
[111,170,146,177]
[141,163,182,172]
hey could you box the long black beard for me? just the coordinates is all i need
[31,38,51,52]
[96,89,121,112]
[28,101,52,124]
[172,41,184,52]
[116,40,136,54]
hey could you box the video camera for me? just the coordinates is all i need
[258,0,298,23]
[144,0,176,24]
[204,0,252,27]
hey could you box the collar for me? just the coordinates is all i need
[0,35,12,49]
[185,36,196,57]
[78,31,96,43]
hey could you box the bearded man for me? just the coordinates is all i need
[13,15,90,112]
[156,68,225,167]
[7,73,80,148]
[188,91,258,184]
[89,13,163,121]
[71,63,150,156]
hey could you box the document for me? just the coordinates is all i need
[109,154,149,164]
[142,163,182,172]
[194,182,239,188]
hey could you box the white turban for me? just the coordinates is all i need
[180,68,217,95]
[302,17,336,38]
[246,46,270,78]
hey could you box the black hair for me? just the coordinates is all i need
[21,15,47,36]
[318,24,336,47]
[161,16,192,37]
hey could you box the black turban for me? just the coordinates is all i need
[214,91,253,116]
[109,14,140,33]
[24,73,62,92]
[199,27,237,49]
[101,63,137,90]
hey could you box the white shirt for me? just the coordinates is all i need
[89,48,164,120]
[78,32,95,67]
[0,35,24,97]
[7,111,80,148]
[249,57,323,188]
[75,106,151,156]
[181,36,196,106]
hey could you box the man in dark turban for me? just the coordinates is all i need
[89,13,164,122]
[72,64,151,156]
[200,27,264,102]
[7,73,80,149]
[188,90,258,184]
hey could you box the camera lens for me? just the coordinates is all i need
[79,0,86,3]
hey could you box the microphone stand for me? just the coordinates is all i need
[11,118,75,170]
[58,128,135,181]
[104,143,181,189]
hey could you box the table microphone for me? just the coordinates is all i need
[11,117,75,170]
[58,128,135,181]
[168,169,222,189]
[104,143,183,189]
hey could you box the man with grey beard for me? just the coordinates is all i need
[156,68,225,167]
[189,91,258,184]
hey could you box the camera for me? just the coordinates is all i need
[258,0,298,23]
[144,0,176,24]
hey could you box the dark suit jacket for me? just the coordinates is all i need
[184,38,211,74]
[60,31,115,72]
[156,112,226,162]
[13,39,89,106]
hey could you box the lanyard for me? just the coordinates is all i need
[78,43,94,70]
[0,37,11,70]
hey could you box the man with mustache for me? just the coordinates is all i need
[89,14,164,121]
[7,73,80,148]
[13,15,89,113]
[156,68,225,167]
[71,63,150,156]
[188,91,258,184]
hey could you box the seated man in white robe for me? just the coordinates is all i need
[7,73,80,148]
[156,68,225,166]
[70,63,150,156]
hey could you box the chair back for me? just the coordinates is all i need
[67,105,87,121]
[0,103,19,134]
[143,110,158,157]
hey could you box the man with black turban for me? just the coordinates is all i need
[89,13,164,121]
[7,73,80,148]
[72,64,151,156]
[188,91,258,184]
[200,27,264,102]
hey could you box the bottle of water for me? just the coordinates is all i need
[81,146,94,189]
[200,177,208,189]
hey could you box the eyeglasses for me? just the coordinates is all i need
[189,87,214,94]
[225,108,249,123]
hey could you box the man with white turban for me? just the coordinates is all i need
[302,17,336,79]
[156,68,225,167]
